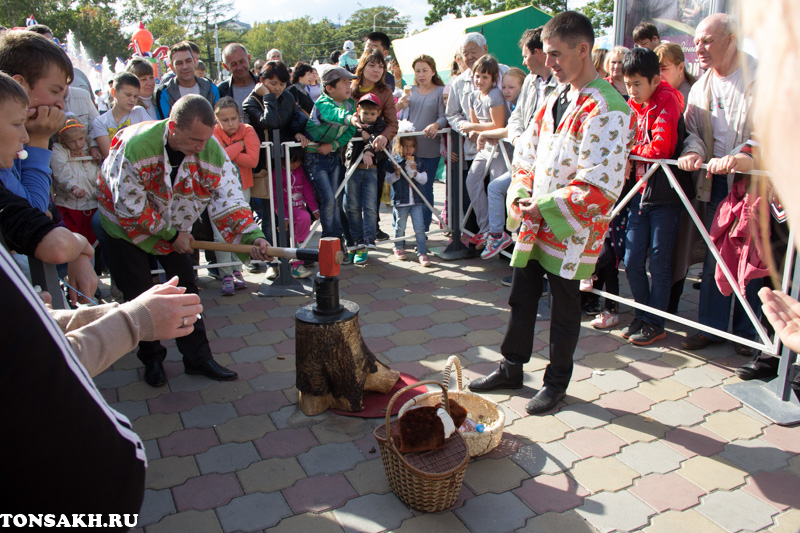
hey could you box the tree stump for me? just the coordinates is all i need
[295,300,400,415]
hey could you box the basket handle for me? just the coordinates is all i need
[443,355,464,392]
[385,380,449,457]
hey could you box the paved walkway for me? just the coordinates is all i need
[100,206,800,533]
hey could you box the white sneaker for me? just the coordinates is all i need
[590,311,619,329]
[266,265,279,280]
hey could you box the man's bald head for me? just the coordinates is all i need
[694,13,738,74]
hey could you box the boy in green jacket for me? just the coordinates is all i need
[303,66,357,242]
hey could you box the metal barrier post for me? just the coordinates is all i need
[258,130,311,297]
[29,257,67,309]
[435,132,472,260]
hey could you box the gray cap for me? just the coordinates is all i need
[322,66,357,87]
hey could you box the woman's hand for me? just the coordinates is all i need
[254,83,268,97]
[373,135,388,152]
[423,122,440,139]
[396,93,410,111]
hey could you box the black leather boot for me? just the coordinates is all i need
[185,359,238,381]
[144,361,167,387]
[468,360,524,391]
[525,385,566,414]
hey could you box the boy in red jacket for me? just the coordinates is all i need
[621,47,694,345]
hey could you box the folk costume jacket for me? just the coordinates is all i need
[97,120,264,260]
[506,78,635,280]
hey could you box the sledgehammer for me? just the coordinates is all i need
[191,237,345,277]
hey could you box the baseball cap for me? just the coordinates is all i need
[343,40,355,52]
[358,93,381,107]
[322,66,357,87]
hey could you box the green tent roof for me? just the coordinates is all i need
[393,5,552,84]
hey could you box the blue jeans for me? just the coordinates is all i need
[698,175,763,340]
[394,204,427,255]
[345,167,378,244]
[624,193,682,328]
[487,172,512,235]
[417,156,440,231]
[304,152,342,239]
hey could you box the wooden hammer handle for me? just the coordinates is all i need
[191,240,291,258]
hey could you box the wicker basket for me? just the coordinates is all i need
[373,380,470,513]
[399,356,505,457]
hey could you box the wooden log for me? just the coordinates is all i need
[295,301,399,415]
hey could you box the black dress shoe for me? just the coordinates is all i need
[681,333,723,351]
[734,343,758,357]
[144,361,167,387]
[525,386,566,414]
[376,229,390,241]
[735,356,779,381]
[468,360,523,391]
[185,359,238,381]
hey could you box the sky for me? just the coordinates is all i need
[231,0,590,35]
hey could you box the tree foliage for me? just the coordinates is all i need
[0,0,130,63]
[425,0,566,26]
[582,0,615,31]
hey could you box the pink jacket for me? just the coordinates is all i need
[213,123,260,189]
[710,179,769,296]
[272,166,319,220]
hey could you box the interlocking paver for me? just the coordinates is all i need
[761,423,800,454]
[570,456,638,493]
[686,386,742,413]
[671,366,726,389]
[248,371,295,392]
[237,457,306,493]
[268,511,345,533]
[133,413,183,440]
[462,456,530,494]
[453,492,532,533]
[663,425,727,458]
[616,440,686,475]
[112,400,149,421]
[554,402,616,430]
[772,509,800,533]
[642,509,726,533]
[215,323,258,338]
[678,455,748,491]
[311,417,374,444]
[136,489,176,527]
[630,472,705,512]
[332,493,414,533]
[562,428,626,459]
[394,512,470,533]
[158,427,219,457]
[94,368,140,389]
[518,510,598,532]
[344,457,392,495]
[283,473,358,513]
[180,402,238,429]
[172,473,243,512]
[697,490,778,532]
[383,345,431,363]
[720,438,792,474]
[576,490,656,532]
[232,390,291,416]
[645,398,708,427]
[146,510,222,533]
[509,411,572,443]
[145,456,199,490]
[229,345,279,364]
[198,381,253,403]
[512,441,581,475]
[636,377,691,402]
[744,471,800,510]
[702,410,766,441]
[195,442,260,474]
[586,368,642,392]
[215,414,276,443]
[147,391,202,414]
[595,389,655,415]
[513,472,588,513]
[582,351,632,370]
[562,380,605,404]
[216,492,292,533]
[297,442,365,476]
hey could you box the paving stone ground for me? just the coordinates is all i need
[95,185,800,533]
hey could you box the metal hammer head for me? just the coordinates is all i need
[318,237,342,277]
